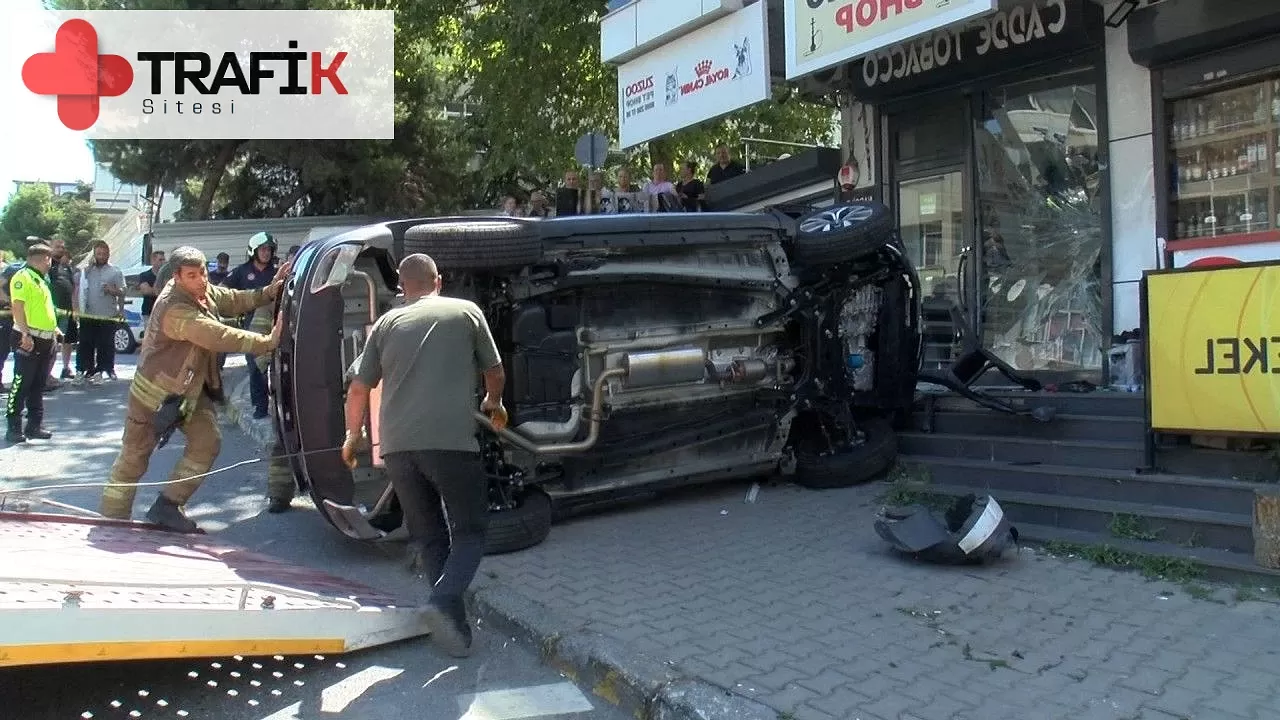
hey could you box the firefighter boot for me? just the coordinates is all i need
[145,494,200,534]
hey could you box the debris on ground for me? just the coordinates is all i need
[874,493,1018,565]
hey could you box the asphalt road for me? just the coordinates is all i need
[0,354,628,720]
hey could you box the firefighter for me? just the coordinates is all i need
[99,246,290,532]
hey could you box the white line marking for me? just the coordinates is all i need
[320,665,404,712]
[456,681,594,720]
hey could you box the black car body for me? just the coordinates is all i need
[272,202,926,552]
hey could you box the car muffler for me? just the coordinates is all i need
[620,348,708,388]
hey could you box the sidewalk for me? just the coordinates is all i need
[225,391,1280,720]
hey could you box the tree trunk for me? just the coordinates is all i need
[193,141,243,219]
[646,138,674,177]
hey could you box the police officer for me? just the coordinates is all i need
[99,246,290,532]
[6,243,59,444]
[223,232,279,419]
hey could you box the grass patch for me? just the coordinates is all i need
[1182,582,1222,603]
[1043,540,1203,583]
[1108,513,1162,541]
[877,462,950,511]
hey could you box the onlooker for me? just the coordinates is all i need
[528,191,552,218]
[581,171,606,214]
[603,168,647,214]
[46,237,79,383]
[500,195,523,217]
[342,253,505,658]
[555,169,582,216]
[75,240,125,385]
[708,144,746,185]
[644,162,677,212]
[136,249,166,328]
[208,252,231,285]
[222,232,280,419]
[6,243,59,444]
[676,161,707,212]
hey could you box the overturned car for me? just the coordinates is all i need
[272,202,933,552]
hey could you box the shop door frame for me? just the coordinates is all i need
[882,96,985,350]
[879,56,1113,385]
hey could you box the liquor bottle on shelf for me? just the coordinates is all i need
[1273,80,1280,121]
[1238,142,1250,174]
[1256,86,1267,123]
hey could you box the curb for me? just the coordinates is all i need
[220,370,275,451]
[467,583,779,720]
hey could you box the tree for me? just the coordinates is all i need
[0,183,101,256]
[51,0,476,220]
[447,0,838,204]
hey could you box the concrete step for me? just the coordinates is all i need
[899,432,1145,471]
[912,409,1147,443]
[917,481,1253,554]
[919,389,1146,418]
[1014,523,1280,587]
[1156,445,1280,484]
[903,455,1265,516]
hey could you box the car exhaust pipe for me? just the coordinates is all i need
[474,367,628,455]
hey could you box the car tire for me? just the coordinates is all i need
[791,202,894,266]
[793,416,897,489]
[484,487,553,555]
[404,220,543,270]
[113,325,138,354]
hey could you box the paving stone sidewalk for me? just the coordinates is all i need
[477,480,1280,720]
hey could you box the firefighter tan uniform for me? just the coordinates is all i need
[250,308,296,510]
[100,278,280,527]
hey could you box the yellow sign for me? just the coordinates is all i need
[784,0,997,79]
[1146,263,1280,435]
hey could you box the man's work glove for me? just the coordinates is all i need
[341,429,364,469]
[154,395,185,449]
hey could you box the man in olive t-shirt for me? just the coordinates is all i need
[344,253,505,658]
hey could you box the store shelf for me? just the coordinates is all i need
[1167,229,1280,251]
[1174,170,1272,199]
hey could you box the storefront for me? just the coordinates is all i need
[849,0,1110,379]
[1127,1,1280,269]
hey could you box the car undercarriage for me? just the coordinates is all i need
[274,203,1044,553]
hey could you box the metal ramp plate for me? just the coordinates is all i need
[0,512,431,668]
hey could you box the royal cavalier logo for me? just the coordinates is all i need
[678,58,732,97]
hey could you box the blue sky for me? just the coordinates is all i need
[1,0,98,207]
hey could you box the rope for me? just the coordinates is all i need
[1,308,132,324]
[0,446,345,497]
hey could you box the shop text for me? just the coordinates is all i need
[813,0,925,34]
[623,75,656,120]
[1194,337,1280,375]
[860,0,1066,88]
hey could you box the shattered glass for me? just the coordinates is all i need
[975,80,1105,373]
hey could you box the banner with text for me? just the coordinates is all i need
[617,1,770,149]
[1146,262,1280,435]
[11,10,394,139]
[784,0,997,80]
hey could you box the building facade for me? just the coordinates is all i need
[599,0,1267,384]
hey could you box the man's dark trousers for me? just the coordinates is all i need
[381,450,488,603]
[7,332,52,434]
[77,317,116,375]
[0,317,12,383]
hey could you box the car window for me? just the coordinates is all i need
[310,244,362,294]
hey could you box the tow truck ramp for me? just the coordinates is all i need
[0,512,431,667]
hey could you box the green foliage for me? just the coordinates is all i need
[0,183,101,257]
[50,0,842,215]
[448,0,838,203]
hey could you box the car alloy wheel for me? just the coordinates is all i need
[799,204,875,235]
[114,327,133,353]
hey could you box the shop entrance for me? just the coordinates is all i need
[888,71,1106,381]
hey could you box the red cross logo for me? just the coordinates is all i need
[22,19,133,131]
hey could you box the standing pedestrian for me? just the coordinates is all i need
[74,240,125,385]
[0,257,26,393]
[222,232,279,419]
[98,246,289,532]
[342,253,505,658]
[6,243,59,444]
[136,249,166,327]
[46,237,79,383]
